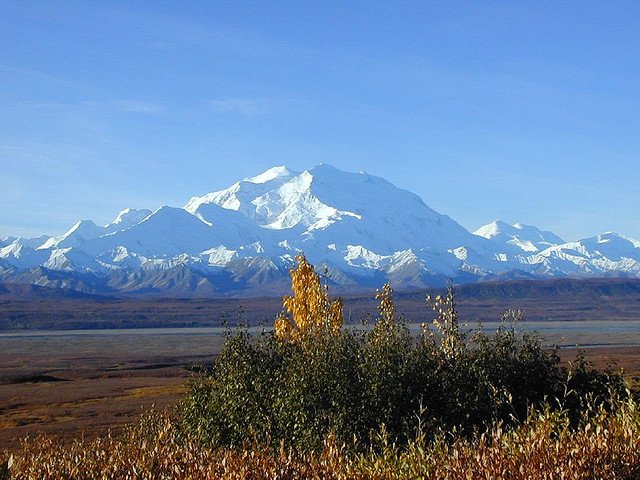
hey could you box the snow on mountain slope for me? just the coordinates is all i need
[11,235,51,249]
[185,166,299,221]
[527,232,640,277]
[185,166,364,235]
[0,235,54,269]
[40,220,107,250]
[259,170,362,231]
[0,241,50,270]
[3,164,640,295]
[186,202,271,249]
[343,245,388,269]
[625,235,640,249]
[299,164,479,252]
[187,164,488,263]
[577,232,640,261]
[200,246,238,266]
[104,208,152,233]
[41,209,155,251]
[86,206,249,257]
[474,220,564,253]
[43,247,100,272]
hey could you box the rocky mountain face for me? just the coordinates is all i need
[2,164,640,297]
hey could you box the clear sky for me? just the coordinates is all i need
[1,0,639,241]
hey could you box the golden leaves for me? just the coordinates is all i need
[7,395,640,479]
[375,283,395,326]
[427,284,463,359]
[274,255,343,342]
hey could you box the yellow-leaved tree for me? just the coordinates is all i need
[370,282,395,341]
[274,254,343,342]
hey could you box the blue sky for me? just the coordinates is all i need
[1,0,639,241]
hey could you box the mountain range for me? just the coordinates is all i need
[2,164,639,297]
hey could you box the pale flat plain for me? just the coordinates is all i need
[1,323,639,449]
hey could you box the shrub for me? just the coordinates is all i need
[180,256,626,452]
[2,256,636,477]
[274,254,343,342]
[5,393,640,479]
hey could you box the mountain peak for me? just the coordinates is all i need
[245,165,297,184]
[107,208,152,228]
[3,164,640,296]
[39,220,104,250]
[474,220,564,254]
[308,163,340,174]
[474,219,510,238]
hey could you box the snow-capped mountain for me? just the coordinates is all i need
[474,220,565,253]
[524,232,640,277]
[1,164,639,297]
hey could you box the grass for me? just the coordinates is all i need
[2,258,639,478]
[2,393,640,479]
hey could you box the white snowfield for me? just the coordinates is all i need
[2,164,640,292]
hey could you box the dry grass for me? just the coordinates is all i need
[3,262,640,478]
[2,393,640,480]
[1,411,349,480]
[355,394,640,479]
[0,370,188,450]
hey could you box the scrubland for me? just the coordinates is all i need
[2,256,639,479]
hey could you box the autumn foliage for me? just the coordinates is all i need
[3,386,640,479]
[2,257,637,479]
[274,255,343,342]
[177,257,626,452]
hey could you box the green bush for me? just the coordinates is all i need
[179,262,625,452]
[181,321,622,451]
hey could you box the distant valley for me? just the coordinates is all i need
[2,277,640,331]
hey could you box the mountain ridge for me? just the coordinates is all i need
[2,164,639,297]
